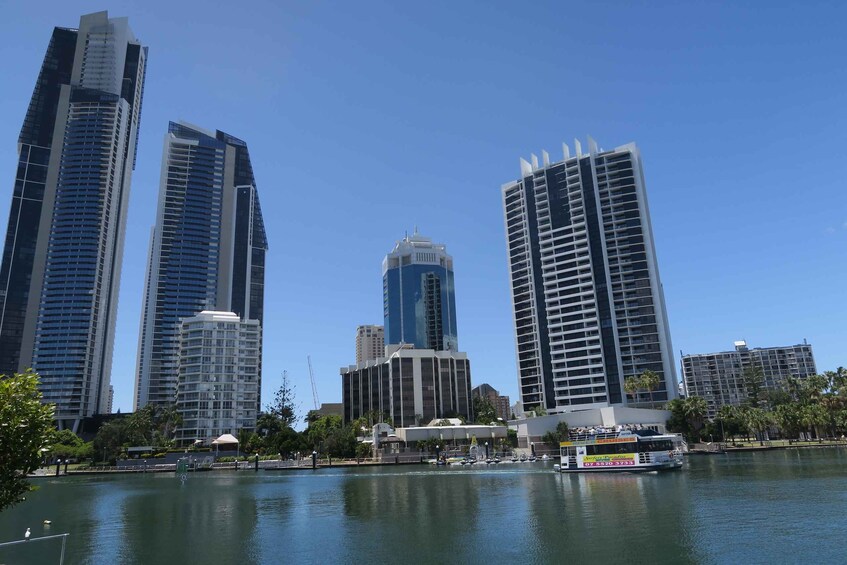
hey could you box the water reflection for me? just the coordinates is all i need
[113,474,260,564]
[549,471,700,563]
[3,453,847,564]
[340,468,482,560]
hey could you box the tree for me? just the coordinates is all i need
[93,419,128,463]
[665,399,692,441]
[506,429,518,448]
[682,396,707,433]
[268,371,299,428]
[742,365,765,407]
[716,405,744,442]
[640,370,661,408]
[0,370,55,511]
[472,396,496,425]
[304,415,343,451]
[541,421,570,448]
[355,442,372,459]
[155,404,182,446]
[666,396,707,443]
[624,376,641,404]
[51,429,85,460]
[740,407,772,446]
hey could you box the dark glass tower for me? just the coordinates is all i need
[382,230,458,351]
[502,139,677,414]
[135,122,267,411]
[0,12,147,430]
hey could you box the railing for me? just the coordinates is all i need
[568,431,620,442]
[0,533,69,564]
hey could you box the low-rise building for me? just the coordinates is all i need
[511,406,671,451]
[175,311,261,445]
[341,344,473,428]
[682,340,816,419]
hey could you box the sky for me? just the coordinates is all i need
[0,1,845,416]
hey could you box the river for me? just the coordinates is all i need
[1,449,846,564]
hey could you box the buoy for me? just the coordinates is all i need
[43,520,52,525]
[24,528,31,540]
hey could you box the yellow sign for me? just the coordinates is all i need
[582,453,636,468]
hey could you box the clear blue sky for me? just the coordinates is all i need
[1,1,845,415]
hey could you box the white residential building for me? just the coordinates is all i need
[175,311,260,445]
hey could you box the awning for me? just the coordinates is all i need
[211,434,239,445]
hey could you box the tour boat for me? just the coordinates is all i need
[553,429,684,473]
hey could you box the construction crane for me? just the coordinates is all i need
[307,355,320,410]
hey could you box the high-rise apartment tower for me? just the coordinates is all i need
[135,122,267,411]
[682,340,816,419]
[0,12,147,430]
[176,311,261,444]
[356,325,384,365]
[383,230,458,351]
[502,139,676,414]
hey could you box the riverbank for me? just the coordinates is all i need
[29,456,429,477]
[689,439,847,454]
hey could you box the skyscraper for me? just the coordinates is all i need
[0,12,147,430]
[135,122,267,411]
[382,230,458,351]
[502,139,677,414]
[356,324,384,365]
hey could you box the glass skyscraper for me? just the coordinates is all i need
[502,139,677,414]
[135,122,267,412]
[0,12,147,430]
[382,230,458,351]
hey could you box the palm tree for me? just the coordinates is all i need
[682,396,707,440]
[742,407,772,446]
[640,371,661,409]
[624,376,641,405]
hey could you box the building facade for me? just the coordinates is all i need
[383,230,458,351]
[135,122,267,411]
[175,311,261,444]
[0,12,147,430]
[341,345,472,428]
[355,324,384,365]
[502,139,677,415]
[471,383,511,421]
[682,340,817,419]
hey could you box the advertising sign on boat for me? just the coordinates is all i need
[582,453,637,467]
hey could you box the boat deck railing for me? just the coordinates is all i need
[567,431,621,442]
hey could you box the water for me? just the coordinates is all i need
[2,449,846,564]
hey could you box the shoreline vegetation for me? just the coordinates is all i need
[665,367,847,447]
[29,440,847,477]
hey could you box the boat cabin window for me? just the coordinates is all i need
[585,442,637,455]
[637,439,674,452]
